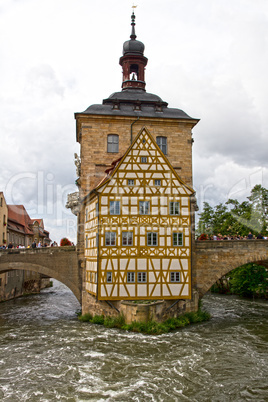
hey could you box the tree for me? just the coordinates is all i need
[229,264,268,298]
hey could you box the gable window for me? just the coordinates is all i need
[138,272,147,283]
[107,272,112,283]
[128,179,135,186]
[156,136,167,155]
[141,156,147,163]
[147,232,158,246]
[170,272,180,282]
[170,201,180,215]
[110,201,120,215]
[173,232,183,246]
[107,134,119,153]
[139,201,149,215]
[105,232,116,246]
[127,272,135,283]
[122,232,133,246]
[154,179,161,186]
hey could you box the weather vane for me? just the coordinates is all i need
[132,4,137,9]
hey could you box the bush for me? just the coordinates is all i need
[78,308,211,334]
[60,237,72,246]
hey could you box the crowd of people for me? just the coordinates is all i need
[0,240,59,249]
[198,232,268,240]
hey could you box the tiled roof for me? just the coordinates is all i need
[7,205,34,235]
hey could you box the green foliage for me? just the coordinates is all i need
[78,308,211,334]
[229,264,268,298]
[197,185,268,237]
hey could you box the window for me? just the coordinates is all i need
[122,232,133,246]
[173,232,183,246]
[110,201,120,215]
[147,232,158,246]
[156,136,167,154]
[128,179,135,186]
[154,179,161,186]
[85,236,88,248]
[127,272,135,283]
[139,201,149,215]
[170,201,180,215]
[85,209,88,222]
[141,156,147,163]
[105,232,116,246]
[138,272,147,283]
[107,272,112,283]
[107,134,119,153]
[170,272,180,282]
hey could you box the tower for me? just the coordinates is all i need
[74,12,199,319]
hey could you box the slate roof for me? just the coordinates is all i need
[78,89,197,121]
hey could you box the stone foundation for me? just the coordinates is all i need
[82,290,199,323]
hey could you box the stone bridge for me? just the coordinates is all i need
[0,247,81,303]
[194,240,268,297]
[1,241,267,307]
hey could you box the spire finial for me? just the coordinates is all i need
[130,6,137,40]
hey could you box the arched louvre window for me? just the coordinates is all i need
[156,136,167,155]
[107,134,119,153]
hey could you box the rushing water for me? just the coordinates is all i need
[0,281,267,401]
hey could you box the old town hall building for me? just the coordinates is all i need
[73,12,199,318]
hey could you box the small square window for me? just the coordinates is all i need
[147,232,158,246]
[154,179,161,186]
[170,202,180,215]
[128,179,135,186]
[173,233,183,246]
[127,272,135,283]
[107,272,112,283]
[138,272,147,283]
[122,232,133,246]
[139,201,150,215]
[110,201,120,215]
[170,272,180,282]
[141,156,147,163]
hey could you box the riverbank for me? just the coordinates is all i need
[78,307,211,334]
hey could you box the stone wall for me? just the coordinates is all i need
[193,240,268,297]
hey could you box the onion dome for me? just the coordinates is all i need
[123,12,145,55]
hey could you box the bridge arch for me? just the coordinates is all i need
[194,240,268,298]
[0,247,81,303]
[0,262,80,302]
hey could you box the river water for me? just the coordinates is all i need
[0,281,267,401]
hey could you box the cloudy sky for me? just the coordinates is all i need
[1,0,268,242]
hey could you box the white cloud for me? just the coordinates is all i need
[0,0,268,241]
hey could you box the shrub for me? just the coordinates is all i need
[60,237,72,246]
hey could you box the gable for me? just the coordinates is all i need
[96,127,194,197]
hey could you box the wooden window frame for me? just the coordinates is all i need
[137,272,147,283]
[173,232,183,246]
[107,134,119,153]
[127,272,135,283]
[156,136,167,155]
[147,232,158,246]
[107,272,113,283]
[110,200,120,215]
[170,201,180,215]
[122,232,133,246]
[170,272,180,283]
[105,232,116,246]
[139,201,150,215]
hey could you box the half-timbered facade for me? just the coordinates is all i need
[84,127,194,301]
